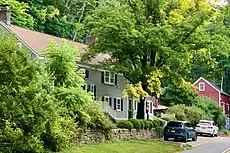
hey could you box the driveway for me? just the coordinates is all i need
[180,136,230,153]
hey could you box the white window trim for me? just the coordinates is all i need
[90,84,94,92]
[104,71,115,85]
[199,82,205,91]
[104,96,110,103]
[134,99,138,112]
[83,83,87,91]
[222,102,225,113]
[116,98,121,112]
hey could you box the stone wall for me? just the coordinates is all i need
[73,129,157,144]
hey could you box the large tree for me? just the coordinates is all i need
[83,0,220,119]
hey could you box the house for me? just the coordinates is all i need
[193,77,230,115]
[0,7,156,120]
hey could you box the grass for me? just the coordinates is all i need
[59,140,184,153]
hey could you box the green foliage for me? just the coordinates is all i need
[103,112,117,124]
[128,119,141,129]
[0,33,76,152]
[160,116,177,121]
[151,120,158,128]
[128,109,134,119]
[152,120,160,127]
[194,96,226,127]
[139,120,145,129]
[142,120,150,129]
[166,104,212,125]
[86,102,115,132]
[155,127,164,138]
[117,120,133,130]
[0,0,34,29]
[160,79,198,106]
[148,121,154,129]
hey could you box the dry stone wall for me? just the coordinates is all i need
[73,129,157,144]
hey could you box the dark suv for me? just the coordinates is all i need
[164,121,197,142]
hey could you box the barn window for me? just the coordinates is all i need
[199,82,205,91]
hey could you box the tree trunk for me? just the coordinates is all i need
[136,98,145,119]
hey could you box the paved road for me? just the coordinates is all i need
[181,136,230,153]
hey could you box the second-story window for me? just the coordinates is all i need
[199,82,205,91]
[104,71,115,84]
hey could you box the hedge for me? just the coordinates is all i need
[148,121,154,129]
[139,120,145,129]
[117,120,133,130]
[128,119,141,129]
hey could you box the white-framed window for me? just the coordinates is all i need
[116,98,121,111]
[82,83,87,91]
[104,96,110,103]
[90,84,94,92]
[134,100,138,112]
[199,82,205,91]
[104,71,115,85]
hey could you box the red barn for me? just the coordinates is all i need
[193,77,230,115]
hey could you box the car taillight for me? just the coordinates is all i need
[208,127,213,129]
[196,125,200,128]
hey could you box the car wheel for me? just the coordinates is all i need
[192,134,197,141]
[164,136,168,141]
[211,132,215,137]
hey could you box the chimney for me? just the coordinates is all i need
[0,5,11,25]
[85,36,96,45]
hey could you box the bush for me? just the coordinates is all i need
[117,120,133,130]
[87,102,115,134]
[128,119,141,129]
[148,121,154,129]
[142,120,150,129]
[155,126,164,138]
[153,120,160,127]
[139,120,145,129]
[158,119,165,126]
[128,109,133,119]
[152,120,158,128]
[160,116,177,121]
[104,112,117,124]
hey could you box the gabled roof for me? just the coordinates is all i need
[193,77,229,96]
[0,22,110,65]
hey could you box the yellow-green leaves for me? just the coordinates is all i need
[122,82,148,99]
[147,69,163,97]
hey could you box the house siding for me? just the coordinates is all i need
[79,66,128,120]
[194,79,219,105]
[221,94,230,115]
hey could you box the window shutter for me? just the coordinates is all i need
[101,96,104,102]
[121,99,123,111]
[115,74,118,85]
[109,97,112,106]
[101,71,104,83]
[94,85,96,100]
[82,85,86,90]
[85,70,89,78]
[87,84,90,92]
[114,98,116,110]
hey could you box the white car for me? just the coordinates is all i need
[195,120,219,137]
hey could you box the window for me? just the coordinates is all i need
[85,70,89,78]
[150,102,153,113]
[167,121,183,127]
[90,84,94,92]
[104,96,109,103]
[116,98,121,111]
[82,83,87,91]
[199,82,205,91]
[134,100,138,112]
[104,71,115,85]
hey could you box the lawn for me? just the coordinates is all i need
[60,140,184,153]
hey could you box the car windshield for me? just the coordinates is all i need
[199,122,212,126]
[167,121,183,127]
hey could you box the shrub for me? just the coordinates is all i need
[148,121,154,129]
[139,120,145,129]
[128,119,141,129]
[155,126,164,138]
[160,116,177,121]
[104,112,117,124]
[117,120,133,130]
[152,120,158,128]
[158,119,165,126]
[142,120,149,129]
[87,102,115,134]
[128,109,133,119]
[153,120,160,127]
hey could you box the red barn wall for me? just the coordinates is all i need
[194,79,219,105]
[221,94,229,115]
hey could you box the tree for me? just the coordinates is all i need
[83,0,219,119]
[0,0,34,29]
